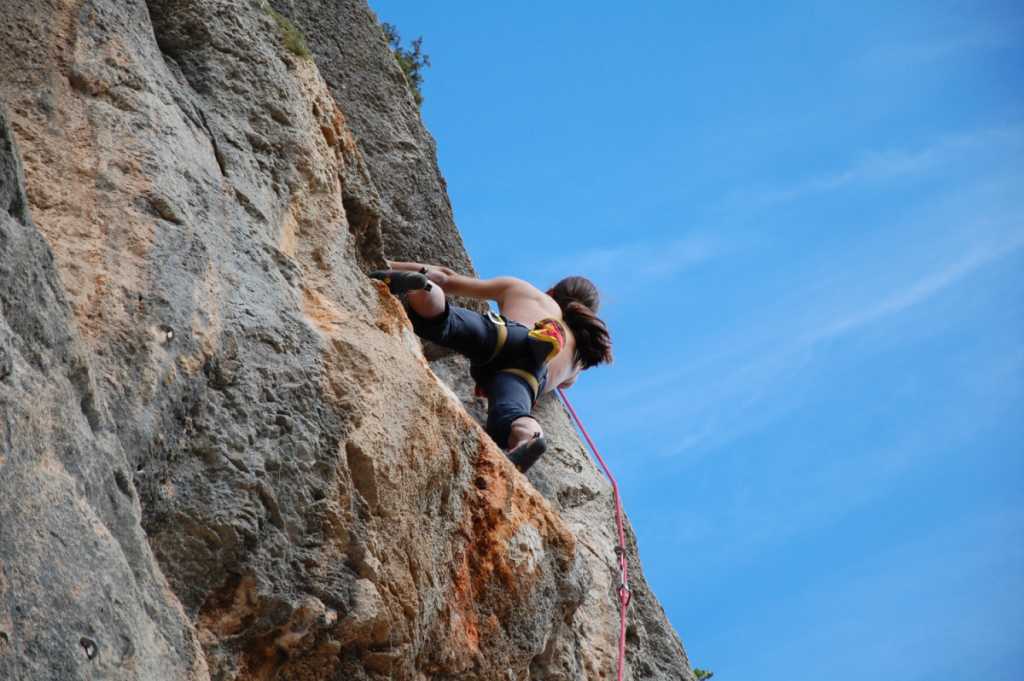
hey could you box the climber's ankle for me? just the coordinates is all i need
[507,417,542,451]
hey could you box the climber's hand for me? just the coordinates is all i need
[425,267,454,287]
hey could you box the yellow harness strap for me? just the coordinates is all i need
[485,311,508,363]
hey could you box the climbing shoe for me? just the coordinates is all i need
[507,434,546,474]
[369,269,432,294]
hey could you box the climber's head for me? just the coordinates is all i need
[548,276,613,369]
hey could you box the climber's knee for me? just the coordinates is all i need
[484,371,537,449]
[406,284,446,319]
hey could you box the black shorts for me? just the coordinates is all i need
[408,303,558,449]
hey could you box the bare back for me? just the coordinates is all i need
[496,282,579,392]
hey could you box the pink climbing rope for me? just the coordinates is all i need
[557,388,631,681]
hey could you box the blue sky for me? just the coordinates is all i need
[370,2,1023,678]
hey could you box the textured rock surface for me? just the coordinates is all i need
[0,106,207,681]
[0,0,692,679]
[271,0,474,273]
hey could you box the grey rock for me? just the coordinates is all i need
[271,0,477,274]
[0,105,205,681]
[0,330,11,382]
[0,0,693,679]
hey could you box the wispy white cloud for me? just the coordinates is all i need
[806,232,1024,343]
[527,231,733,290]
[606,218,1024,461]
[754,149,939,205]
[530,127,1021,294]
[694,505,1024,681]
[747,126,1024,206]
[580,124,1024,467]
[857,25,1020,72]
[644,355,1024,582]
[605,334,821,465]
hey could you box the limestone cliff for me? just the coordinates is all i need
[0,1,692,679]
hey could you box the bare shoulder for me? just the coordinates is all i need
[492,276,534,289]
[491,276,544,299]
[498,278,563,320]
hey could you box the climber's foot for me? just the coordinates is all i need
[369,270,433,295]
[507,434,546,474]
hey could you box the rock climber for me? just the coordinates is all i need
[370,262,613,473]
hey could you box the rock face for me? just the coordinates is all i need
[0,1,692,679]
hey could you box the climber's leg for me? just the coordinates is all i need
[484,372,547,472]
[406,283,446,320]
[406,302,497,364]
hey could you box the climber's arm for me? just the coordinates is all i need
[442,275,532,304]
[386,260,455,277]
[385,260,532,304]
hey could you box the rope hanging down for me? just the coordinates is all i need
[557,389,631,681]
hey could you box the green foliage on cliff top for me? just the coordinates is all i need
[694,668,715,680]
[382,22,430,107]
[266,5,311,59]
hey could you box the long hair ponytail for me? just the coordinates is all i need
[549,276,613,369]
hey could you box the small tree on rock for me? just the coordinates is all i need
[382,22,430,107]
